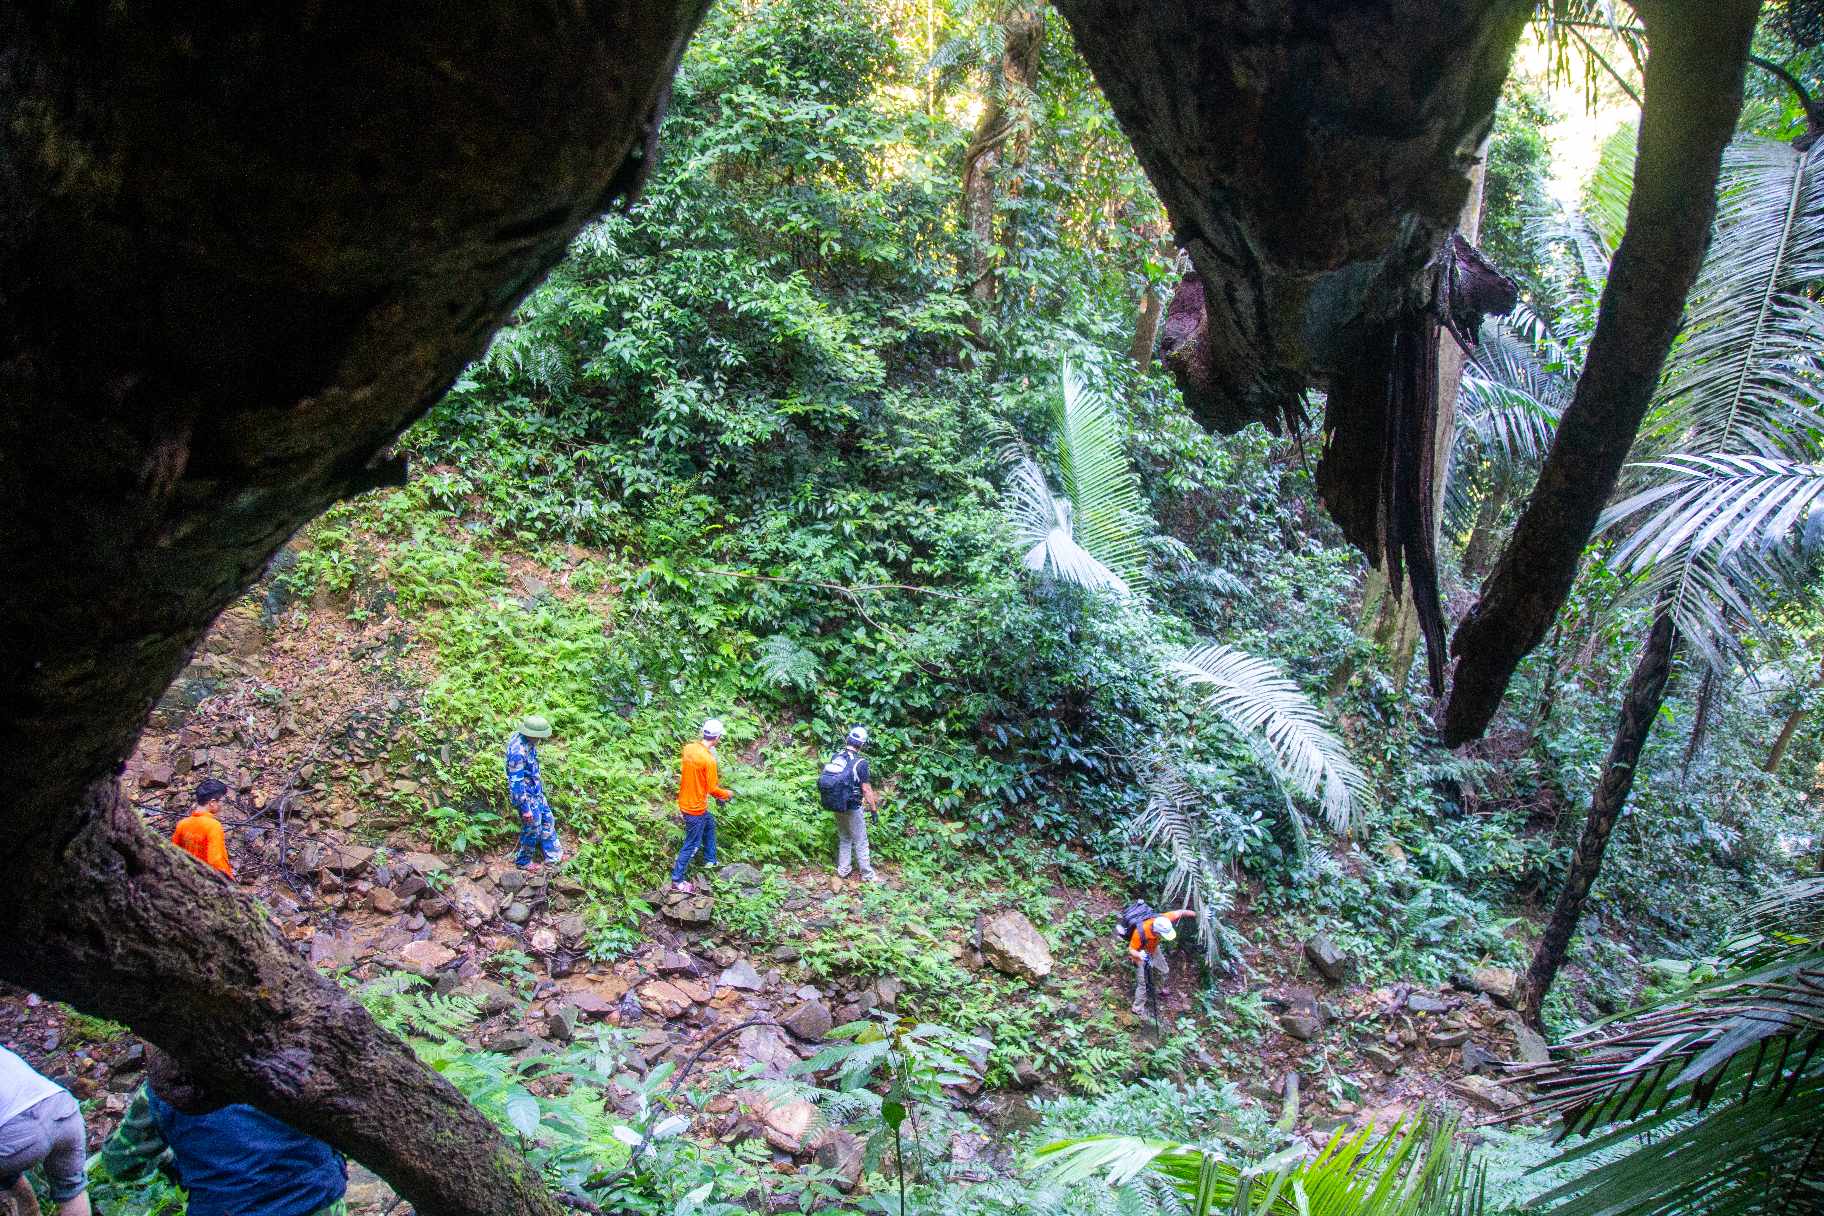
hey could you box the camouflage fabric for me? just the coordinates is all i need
[95,1085,171,1183]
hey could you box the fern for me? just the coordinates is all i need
[357,971,480,1041]
[755,633,822,692]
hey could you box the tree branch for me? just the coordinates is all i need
[1441,0,1762,746]
[2,779,564,1215]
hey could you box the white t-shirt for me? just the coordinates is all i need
[0,1046,64,1126]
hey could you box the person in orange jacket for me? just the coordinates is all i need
[1125,906,1195,1018]
[671,718,732,892]
[171,779,234,879]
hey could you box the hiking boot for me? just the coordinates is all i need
[671,881,694,894]
[860,871,882,884]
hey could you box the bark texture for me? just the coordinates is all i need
[1520,612,1678,1026]
[1055,0,1530,434]
[0,3,707,1212]
[1442,1,1763,746]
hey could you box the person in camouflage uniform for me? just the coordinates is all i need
[505,713,563,870]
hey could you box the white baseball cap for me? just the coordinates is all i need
[702,718,725,738]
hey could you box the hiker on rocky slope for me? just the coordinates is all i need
[98,1049,346,1216]
[0,1046,90,1216]
[818,726,880,883]
[672,718,732,893]
[1121,902,1196,1019]
[171,778,234,879]
[506,714,563,872]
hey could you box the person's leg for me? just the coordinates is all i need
[703,811,717,866]
[515,813,537,867]
[671,814,705,884]
[1131,957,1148,1016]
[540,806,563,864]
[0,1099,50,1216]
[35,1093,88,1216]
[835,811,853,878]
[852,808,875,880]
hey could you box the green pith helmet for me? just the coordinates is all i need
[519,714,553,739]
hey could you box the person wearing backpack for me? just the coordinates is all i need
[818,726,879,883]
[1118,901,1196,1018]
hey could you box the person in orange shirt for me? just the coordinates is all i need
[1123,904,1195,1019]
[171,779,234,879]
[671,718,732,893]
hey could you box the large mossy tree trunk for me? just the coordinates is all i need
[0,4,707,1213]
[1520,612,1679,1026]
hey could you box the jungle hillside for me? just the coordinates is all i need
[4,3,1824,1216]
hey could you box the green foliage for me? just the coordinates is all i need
[354,971,481,1041]
[1482,82,1558,306]
[255,7,1824,1184]
[1520,878,1824,1216]
[1038,1112,1486,1216]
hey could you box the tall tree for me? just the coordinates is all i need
[1522,133,1824,1022]
[1442,0,1764,745]
[960,4,1046,324]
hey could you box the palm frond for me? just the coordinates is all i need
[1001,362,1151,596]
[1055,363,1151,594]
[1603,455,1824,573]
[1168,643,1370,834]
[1601,141,1824,665]
[1131,759,1241,968]
[1515,880,1824,1216]
[1005,445,1131,594]
[1583,122,1637,254]
[1600,454,1824,667]
[1643,140,1824,465]
[1038,1113,1483,1216]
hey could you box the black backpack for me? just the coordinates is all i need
[817,750,861,812]
[1116,900,1156,942]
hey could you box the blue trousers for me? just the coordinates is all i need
[515,805,562,866]
[671,812,717,882]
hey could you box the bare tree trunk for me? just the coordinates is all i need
[1444,0,1762,746]
[1459,476,1508,578]
[1764,650,1824,773]
[1520,611,1679,1026]
[1130,284,1165,367]
[961,7,1045,325]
